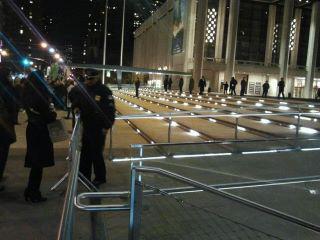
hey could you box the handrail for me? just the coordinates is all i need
[57,114,82,240]
[75,192,130,212]
[114,111,319,120]
[132,166,320,233]
[130,137,320,149]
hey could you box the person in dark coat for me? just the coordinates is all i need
[23,71,57,202]
[262,80,270,98]
[179,77,184,94]
[0,66,19,192]
[223,81,229,95]
[198,76,206,95]
[230,77,238,95]
[72,69,115,187]
[240,78,247,96]
[163,76,169,92]
[189,77,195,94]
[278,78,285,99]
[168,77,173,90]
[134,77,140,98]
[316,88,320,100]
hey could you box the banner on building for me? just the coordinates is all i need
[172,0,187,55]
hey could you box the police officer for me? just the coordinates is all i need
[168,77,173,90]
[134,77,140,98]
[189,77,195,94]
[72,69,115,187]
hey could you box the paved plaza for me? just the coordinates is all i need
[1,90,320,239]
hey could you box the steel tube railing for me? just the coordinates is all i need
[75,192,130,212]
[57,114,82,240]
[131,166,320,233]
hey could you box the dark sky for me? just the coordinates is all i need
[43,0,89,49]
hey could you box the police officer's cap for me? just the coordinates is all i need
[85,69,100,79]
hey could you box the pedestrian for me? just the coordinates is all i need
[198,76,206,95]
[168,77,173,90]
[240,77,247,96]
[23,71,57,202]
[179,77,184,94]
[65,81,75,119]
[189,77,194,94]
[278,77,285,99]
[164,75,169,92]
[72,69,115,187]
[262,80,270,98]
[223,81,229,95]
[230,77,238,95]
[135,77,140,98]
[0,66,19,192]
[315,88,320,100]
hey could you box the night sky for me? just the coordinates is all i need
[43,0,89,52]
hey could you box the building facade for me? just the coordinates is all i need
[133,0,320,99]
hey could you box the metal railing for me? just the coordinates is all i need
[73,165,320,240]
[57,114,320,240]
[57,114,82,240]
[108,109,320,159]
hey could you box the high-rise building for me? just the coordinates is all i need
[2,0,46,60]
[133,0,166,31]
[82,0,166,66]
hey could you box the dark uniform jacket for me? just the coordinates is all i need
[72,82,115,130]
[23,84,56,168]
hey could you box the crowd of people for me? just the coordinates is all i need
[0,65,115,203]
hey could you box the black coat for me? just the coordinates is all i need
[23,85,56,168]
[0,83,19,145]
[71,82,115,130]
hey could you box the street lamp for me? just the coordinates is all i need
[54,53,60,59]
[40,42,48,48]
[0,49,8,57]
[49,48,55,54]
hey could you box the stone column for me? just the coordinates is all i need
[304,0,320,98]
[225,0,240,83]
[290,8,302,68]
[193,0,208,84]
[215,0,226,60]
[265,5,276,66]
[279,0,294,81]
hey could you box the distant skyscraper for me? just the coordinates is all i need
[82,0,165,65]
[3,0,45,58]
[133,0,166,31]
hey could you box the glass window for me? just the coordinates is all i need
[236,0,268,62]
[297,8,311,67]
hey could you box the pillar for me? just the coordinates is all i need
[225,0,240,83]
[279,0,294,82]
[304,0,320,98]
[215,0,226,60]
[265,5,276,66]
[290,8,302,67]
[193,0,208,83]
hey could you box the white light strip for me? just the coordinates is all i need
[173,153,232,159]
[242,150,277,155]
[113,156,167,162]
[301,148,320,152]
